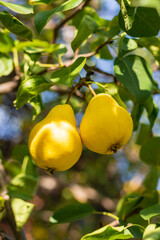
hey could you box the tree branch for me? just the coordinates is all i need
[0,81,18,94]
[85,66,116,79]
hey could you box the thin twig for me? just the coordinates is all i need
[66,86,77,104]
[109,220,120,227]
[51,85,84,99]
[87,84,96,96]
[86,66,116,79]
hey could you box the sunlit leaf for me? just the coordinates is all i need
[29,95,45,120]
[0,197,5,213]
[81,225,133,240]
[0,1,33,14]
[143,224,160,240]
[137,37,160,64]
[105,83,127,109]
[120,0,135,31]
[8,173,38,200]
[114,55,153,103]
[11,198,34,230]
[132,0,160,15]
[50,57,86,86]
[14,76,52,109]
[0,31,14,53]
[0,53,13,77]
[29,0,54,4]
[140,204,160,221]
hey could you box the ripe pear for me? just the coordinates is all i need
[28,104,82,172]
[80,94,133,154]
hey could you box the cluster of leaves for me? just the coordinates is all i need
[0,0,160,239]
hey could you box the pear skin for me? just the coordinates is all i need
[28,104,82,172]
[80,94,133,154]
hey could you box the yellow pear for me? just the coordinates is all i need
[80,94,133,154]
[28,104,82,172]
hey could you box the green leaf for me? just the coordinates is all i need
[46,43,67,58]
[72,6,100,29]
[81,225,133,240]
[117,191,158,221]
[120,0,135,31]
[0,11,33,41]
[105,83,127,109]
[132,0,160,15]
[0,53,13,77]
[50,202,94,224]
[96,16,120,38]
[140,204,160,221]
[50,57,86,86]
[143,224,160,240]
[131,104,144,131]
[24,46,42,62]
[16,39,50,51]
[98,45,113,60]
[119,37,138,57]
[140,137,160,166]
[0,31,14,53]
[117,192,143,221]
[24,46,44,54]
[0,196,5,213]
[29,0,54,4]
[14,76,52,109]
[35,0,83,34]
[11,198,34,230]
[136,123,151,145]
[143,96,159,128]
[0,1,33,14]
[142,167,159,191]
[127,224,144,239]
[12,145,30,162]
[29,95,45,120]
[114,55,153,103]
[8,173,38,200]
[119,6,160,37]
[137,37,160,64]
[21,155,38,178]
[71,15,98,52]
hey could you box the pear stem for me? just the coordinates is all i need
[87,84,96,97]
